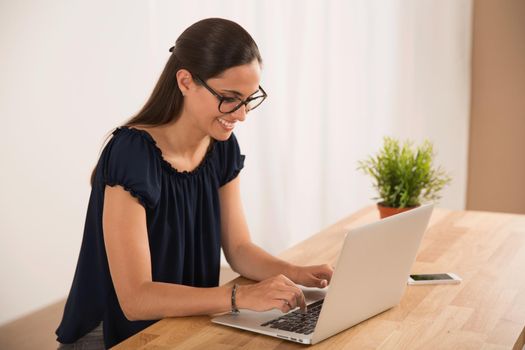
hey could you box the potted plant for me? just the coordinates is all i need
[357,137,452,219]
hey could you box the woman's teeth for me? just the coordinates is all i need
[218,117,234,129]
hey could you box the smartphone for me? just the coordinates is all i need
[407,273,461,285]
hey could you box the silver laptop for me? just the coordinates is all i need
[212,203,434,344]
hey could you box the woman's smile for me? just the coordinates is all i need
[217,117,236,130]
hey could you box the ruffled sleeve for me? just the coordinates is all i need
[102,128,162,209]
[218,133,246,187]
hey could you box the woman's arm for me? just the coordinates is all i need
[103,185,231,321]
[219,176,334,288]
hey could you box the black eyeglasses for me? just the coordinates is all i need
[193,74,267,114]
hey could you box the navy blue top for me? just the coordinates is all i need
[56,126,245,348]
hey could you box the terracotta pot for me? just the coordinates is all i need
[377,202,419,219]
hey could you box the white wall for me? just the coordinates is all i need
[0,0,472,325]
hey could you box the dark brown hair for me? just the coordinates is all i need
[90,18,262,186]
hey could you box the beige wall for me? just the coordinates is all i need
[467,0,525,214]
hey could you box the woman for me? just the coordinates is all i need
[56,18,333,349]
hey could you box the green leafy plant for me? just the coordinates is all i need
[357,137,452,208]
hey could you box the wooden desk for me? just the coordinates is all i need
[113,206,525,349]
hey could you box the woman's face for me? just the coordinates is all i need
[182,60,262,141]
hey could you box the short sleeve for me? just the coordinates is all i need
[102,128,162,209]
[218,133,246,187]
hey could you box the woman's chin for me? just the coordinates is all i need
[210,126,234,141]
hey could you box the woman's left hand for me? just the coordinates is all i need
[288,264,334,288]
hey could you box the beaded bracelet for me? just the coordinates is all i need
[231,284,240,314]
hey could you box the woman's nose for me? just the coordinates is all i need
[232,104,247,121]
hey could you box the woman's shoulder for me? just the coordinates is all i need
[213,133,245,186]
[111,125,155,143]
[103,126,161,167]
[99,126,163,208]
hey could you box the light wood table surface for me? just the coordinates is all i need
[113,206,525,349]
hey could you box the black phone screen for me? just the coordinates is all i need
[410,273,452,281]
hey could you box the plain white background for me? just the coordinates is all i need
[0,0,472,325]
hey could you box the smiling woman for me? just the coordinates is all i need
[55,17,333,350]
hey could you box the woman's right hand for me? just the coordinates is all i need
[235,274,307,314]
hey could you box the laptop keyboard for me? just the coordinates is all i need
[260,299,324,335]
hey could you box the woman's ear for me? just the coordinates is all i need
[176,69,194,96]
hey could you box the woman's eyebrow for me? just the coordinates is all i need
[222,88,260,98]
